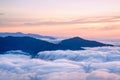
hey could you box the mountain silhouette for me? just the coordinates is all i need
[0,36,113,57]
[59,37,113,48]
[0,36,58,57]
[0,32,56,39]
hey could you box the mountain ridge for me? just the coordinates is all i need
[0,36,113,57]
[0,32,56,39]
[59,37,113,47]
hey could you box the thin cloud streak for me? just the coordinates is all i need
[76,26,120,31]
[0,16,120,27]
[23,16,120,26]
[100,26,120,31]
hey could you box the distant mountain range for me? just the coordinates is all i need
[0,32,56,39]
[0,36,113,57]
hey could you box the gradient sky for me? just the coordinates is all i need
[0,0,120,39]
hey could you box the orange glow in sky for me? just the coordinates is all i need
[0,0,120,39]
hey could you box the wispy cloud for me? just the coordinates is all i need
[100,26,120,30]
[23,16,120,26]
[76,26,120,31]
[0,16,120,27]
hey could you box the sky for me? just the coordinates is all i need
[0,0,120,39]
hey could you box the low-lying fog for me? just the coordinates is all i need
[0,45,120,80]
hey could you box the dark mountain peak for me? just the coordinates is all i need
[60,37,87,44]
[67,37,85,41]
[59,37,113,47]
[0,36,58,56]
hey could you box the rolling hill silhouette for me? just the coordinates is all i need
[59,37,112,48]
[0,36,113,57]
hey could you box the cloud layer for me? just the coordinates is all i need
[37,47,120,62]
[0,47,120,80]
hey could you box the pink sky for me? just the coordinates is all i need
[0,0,120,39]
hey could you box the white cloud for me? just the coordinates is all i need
[37,47,120,62]
[0,46,120,80]
[87,70,120,80]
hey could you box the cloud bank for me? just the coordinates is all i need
[0,47,120,80]
[37,47,120,62]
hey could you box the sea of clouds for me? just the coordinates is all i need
[0,46,120,80]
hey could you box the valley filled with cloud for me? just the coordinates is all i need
[0,46,120,80]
